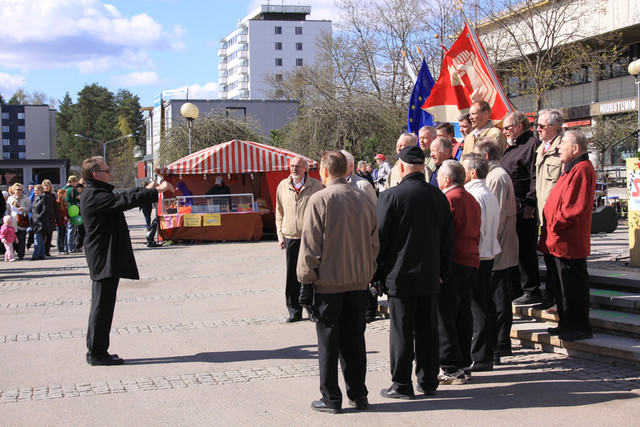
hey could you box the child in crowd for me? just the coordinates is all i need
[1,215,18,262]
[56,189,69,255]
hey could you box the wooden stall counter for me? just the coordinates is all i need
[158,211,263,242]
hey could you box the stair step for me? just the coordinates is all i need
[511,319,640,366]
[540,265,640,293]
[590,288,640,312]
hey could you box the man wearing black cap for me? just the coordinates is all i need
[374,146,454,399]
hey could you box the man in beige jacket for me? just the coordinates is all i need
[297,150,379,414]
[275,156,324,323]
[461,100,508,156]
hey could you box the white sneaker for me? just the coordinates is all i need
[438,368,467,385]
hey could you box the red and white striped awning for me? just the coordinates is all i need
[156,140,318,176]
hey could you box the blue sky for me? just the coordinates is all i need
[0,0,337,108]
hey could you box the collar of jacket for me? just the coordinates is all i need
[563,153,589,175]
[85,178,115,191]
[512,130,534,146]
[326,177,348,187]
[464,178,487,191]
[288,172,308,186]
[400,171,427,184]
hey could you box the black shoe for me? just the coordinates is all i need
[86,353,124,366]
[286,314,302,323]
[498,348,513,357]
[380,387,414,400]
[311,400,341,414]
[512,294,543,305]
[348,397,368,410]
[493,354,501,365]
[146,241,161,247]
[365,315,375,323]
[536,299,555,310]
[464,361,493,372]
[559,330,593,341]
[416,384,436,396]
[547,326,565,335]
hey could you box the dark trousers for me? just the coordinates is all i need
[284,238,303,316]
[56,225,66,252]
[542,254,558,303]
[389,294,439,394]
[438,263,477,370]
[43,230,53,255]
[491,267,513,355]
[515,210,541,296]
[471,259,494,363]
[315,290,368,408]
[546,256,591,332]
[13,229,26,260]
[86,277,120,357]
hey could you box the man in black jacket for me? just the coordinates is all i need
[80,156,173,366]
[374,146,454,399]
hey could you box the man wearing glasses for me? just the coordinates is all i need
[80,156,174,366]
[501,111,542,306]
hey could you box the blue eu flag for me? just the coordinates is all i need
[407,59,435,134]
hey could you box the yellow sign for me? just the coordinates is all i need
[183,214,202,227]
[202,213,222,226]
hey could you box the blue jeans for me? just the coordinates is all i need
[66,223,77,252]
[33,232,45,259]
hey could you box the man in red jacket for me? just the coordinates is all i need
[538,130,596,341]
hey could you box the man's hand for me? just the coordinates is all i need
[523,205,535,219]
[155,182,174,194]
[279,238,286,250]
[299,284,313,309]
[146,181,158,189]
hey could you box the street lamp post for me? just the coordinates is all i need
[74,134,134,163]
[628,58,640,153]
[180,102,200,155]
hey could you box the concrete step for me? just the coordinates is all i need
[513,305,640,338]
[590,288,640,313]
[540,264,640,293]
[510,318,640,366]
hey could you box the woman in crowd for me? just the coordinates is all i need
[42,179,61,257]
[31,184,51,260]
[5,183,31,260]
[56,189,69,255]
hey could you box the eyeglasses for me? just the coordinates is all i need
[15,189,23,191]
[503,124,516,131]
[536,123,553,129]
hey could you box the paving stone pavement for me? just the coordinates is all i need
[0,211,638,426]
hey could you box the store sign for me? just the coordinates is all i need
[593,98,637,116]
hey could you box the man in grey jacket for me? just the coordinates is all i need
[297,150,379,414]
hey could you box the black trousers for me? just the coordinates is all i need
[546,256,591,332]
[515,210,541,296]
[43,230,54,255]
[542,254,558,303]
[491,267,513,355]
[471,259,494,363]
[438,263,476,370]
[389,294,439,394]
[284,238,303,316]
[86,277,120,357]
[315,290,368,408]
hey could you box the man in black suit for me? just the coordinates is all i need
[374,146,454,399]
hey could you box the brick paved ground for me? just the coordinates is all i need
[0,211,638,426]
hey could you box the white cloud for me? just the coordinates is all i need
[110,71,165,86]
[0,72,26,96]
[0,0,184,72]
[181,82,219,100]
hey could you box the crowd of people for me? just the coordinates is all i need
[276,101,596,413]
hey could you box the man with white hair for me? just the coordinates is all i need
[538,131,595,341]
[385,133,420,189]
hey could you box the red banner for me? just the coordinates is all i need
[422,22,512,122]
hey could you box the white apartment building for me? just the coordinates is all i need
[218,4,332,100]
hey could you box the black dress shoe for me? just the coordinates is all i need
[311,400,341,414]
[286,314,302,323]
[380,387,414,400]
[547,326,566,335]
[416,384,436,396]
[86,354,124,366]
[493,354,501,365]
[464,361,493,372]
[559,330,593,341]
[348,397,368,410]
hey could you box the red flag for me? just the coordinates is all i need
[422,22,512,122]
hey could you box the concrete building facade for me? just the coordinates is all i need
[217,4,331,100]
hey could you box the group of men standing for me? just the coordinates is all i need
[274,100,596,413]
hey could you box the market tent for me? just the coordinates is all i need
[156,139,318,176]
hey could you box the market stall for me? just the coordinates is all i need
[156,139,318,242]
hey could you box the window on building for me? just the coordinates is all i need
[276,89,284,98]
[2,139,9,145]
[275,58,283,66]
[2,152,9,159]
[275,74,283,82]
[32,168,61,185]
[275,26,282,35]
[17,113,25,119]
[18,139,25,146]
[296,42,303,51]
[296,58,303,66]
[295,27,302,35]
[18,126,25,132]
[1,113,9,119]
[275,42,282,50]
[18,152,26,159]
[2,126,9,133]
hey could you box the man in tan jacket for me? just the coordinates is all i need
[275,156,323,323]
[297,150,379,414]
[461,100,508,156]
